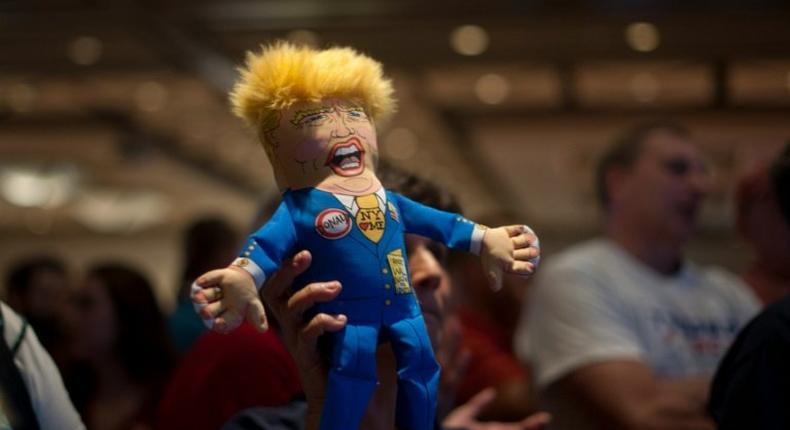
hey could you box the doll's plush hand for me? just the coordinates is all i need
[480,225,540,292]
[191,267,267,334]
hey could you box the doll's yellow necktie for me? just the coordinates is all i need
[355,194,385,243]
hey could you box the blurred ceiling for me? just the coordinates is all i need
[2,0,790,240]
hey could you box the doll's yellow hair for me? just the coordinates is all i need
[230,42,396,134]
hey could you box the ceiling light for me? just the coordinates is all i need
[625,22,660,52]
[475,73,510,105]
[68,36,103,66]
[69,188,170,234]
[450,25,489,56]
[0,164,80,209]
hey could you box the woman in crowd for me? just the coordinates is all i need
[63,263,176,430]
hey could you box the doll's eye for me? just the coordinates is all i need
[347,110,367,120]
[303,113,328,125]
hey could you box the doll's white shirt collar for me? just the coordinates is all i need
[332,187,387,216]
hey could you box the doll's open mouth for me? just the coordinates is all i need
[326,139,365,177]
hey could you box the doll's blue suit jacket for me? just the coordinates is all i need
[238,187,476,316]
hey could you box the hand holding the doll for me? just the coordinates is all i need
[260,250,347,430]
[480,225,540,292]
[191,266,268,333]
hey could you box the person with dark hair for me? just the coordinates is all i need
[771,143,790,222]
[169,218,240,354]
[709,142,790,430]
[64,263,176,430]
[733,144,790,304]
[4,256,70,360]
[515,122,759,430]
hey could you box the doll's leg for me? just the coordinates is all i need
[387,315,441,430]
[319,323,379,430]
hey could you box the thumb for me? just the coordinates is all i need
[264,250,312,301]
[246,299,269,332]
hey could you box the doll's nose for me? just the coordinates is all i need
[330,117,355,138]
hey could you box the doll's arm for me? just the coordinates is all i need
[192,202,298,333]
[391,192,485,253]
[392,192,539,291]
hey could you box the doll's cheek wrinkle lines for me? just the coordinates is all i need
[296,159,307,173]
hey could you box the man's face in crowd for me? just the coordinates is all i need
[616,130,711,246]
[405,234,452,347]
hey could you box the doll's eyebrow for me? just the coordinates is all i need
[337,105,365,113]
[290,106,334,126]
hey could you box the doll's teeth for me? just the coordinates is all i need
[335,146,359,157]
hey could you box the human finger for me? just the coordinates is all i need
[300,313,347,348]
[287,281,342,318]
[520,412,552,430]
[464,387,497,413]
[262,250,312,305]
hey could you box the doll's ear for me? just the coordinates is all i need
[258,110,283,148]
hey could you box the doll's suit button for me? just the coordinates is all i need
[384,299,391,306]
[384,284,391,290]
[381,268,388,274]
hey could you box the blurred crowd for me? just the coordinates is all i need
[1,122,789,430]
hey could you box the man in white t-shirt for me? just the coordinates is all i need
[515,122,760,430]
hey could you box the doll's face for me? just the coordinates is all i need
[267,98,381,195]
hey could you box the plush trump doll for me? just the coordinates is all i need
[191,42,540,430]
